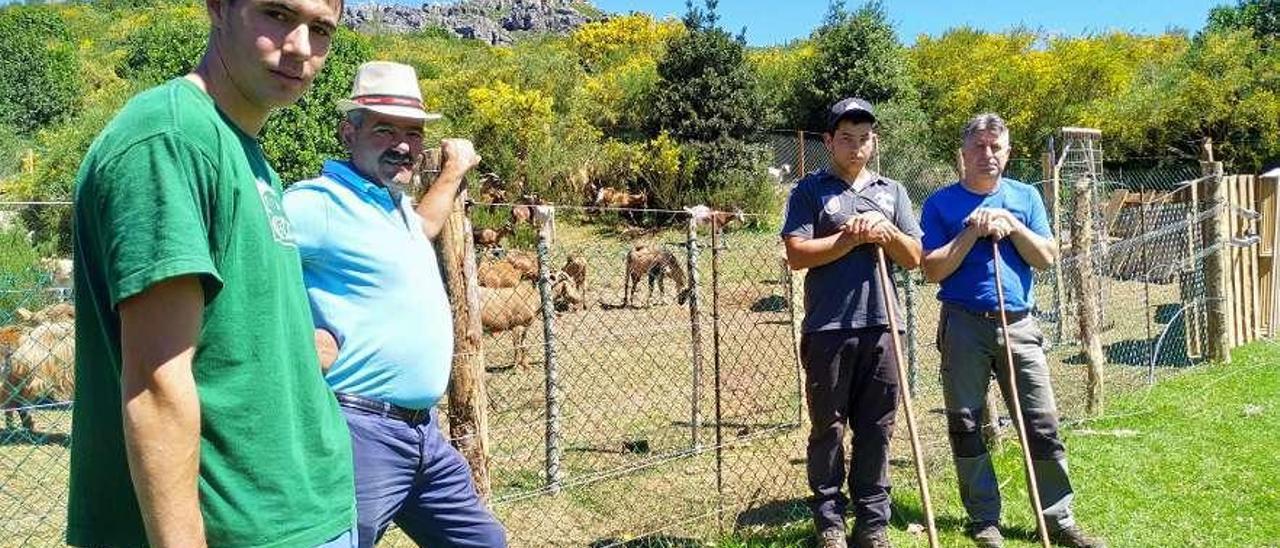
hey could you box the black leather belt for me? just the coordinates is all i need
[944,303,1030,323]
[335,393,431,424]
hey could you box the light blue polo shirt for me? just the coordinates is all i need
[283,160,453,410]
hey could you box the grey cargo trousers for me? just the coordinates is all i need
[938,304,1077,532]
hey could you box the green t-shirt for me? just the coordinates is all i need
[66,78,355,547]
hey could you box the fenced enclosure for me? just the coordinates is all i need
[2,130,1278,546]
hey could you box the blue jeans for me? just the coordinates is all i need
[341,403,507,548]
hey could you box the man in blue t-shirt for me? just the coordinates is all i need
[920,113,1104,548]
[283,61,506,548]
[781,98,923,548]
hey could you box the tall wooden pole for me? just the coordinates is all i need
[875,248,939,548]
[1201,159,1230,363]
[1071,176,1106,416]
[439,188,493,501]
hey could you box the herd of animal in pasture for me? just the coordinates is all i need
[0,166,784,434]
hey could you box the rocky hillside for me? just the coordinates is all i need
[343,0,606,45]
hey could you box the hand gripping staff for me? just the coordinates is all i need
[991,240,1052,548]
[873,246,939,548]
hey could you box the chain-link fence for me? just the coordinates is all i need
[0,139,1263,546]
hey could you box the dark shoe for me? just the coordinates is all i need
[966,522,1004,548]
[1051,525,1106,548]
[816,527,847,548]
[851,527,892,548]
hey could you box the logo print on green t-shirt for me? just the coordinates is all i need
[256,178,296,247]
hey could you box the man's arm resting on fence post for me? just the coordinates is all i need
[416,138,480,240]
[120,275,207,548]
[922,224,982,283]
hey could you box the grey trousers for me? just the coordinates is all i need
[937,305,1076,531]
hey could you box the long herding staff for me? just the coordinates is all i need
[991,239,1052,548]
[874,246,939,548]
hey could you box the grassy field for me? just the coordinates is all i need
[721,341,1280,548]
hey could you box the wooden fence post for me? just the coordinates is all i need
[439,188,493,501]
[1044,149,1066,342]
[686,215,704,450]
[1071,176,1106,415]
[534,210,563,493]
[1201,160,1231,363]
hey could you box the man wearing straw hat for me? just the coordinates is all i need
[919,113,1104,548]
[283,61,506,547]
[781,97,923,548]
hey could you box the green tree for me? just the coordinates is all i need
[117,7,208,84]
[0,6,83,134]
[262,27,372,185]
[790,1,917,131]
[1091,29,1280,172]
[643,0,773,213]
[1207,0,1279,42]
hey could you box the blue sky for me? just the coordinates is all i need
[594,0,1230,46]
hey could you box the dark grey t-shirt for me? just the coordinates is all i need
[780,169,923,333]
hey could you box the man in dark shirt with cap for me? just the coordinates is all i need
[780,98,923,548]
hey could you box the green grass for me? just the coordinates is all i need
[721,341,1280,547]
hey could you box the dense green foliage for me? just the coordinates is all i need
[643,0,772,214]
[0,6,82,134]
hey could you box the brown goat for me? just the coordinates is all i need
[15,302,74,324]
[480,282,543,370]
[623,244,689,308]
[477,250,540,289]
[476,172,507,206]
[708,208,746,230]
[473,224,514,250]
[551,271,585,312]
[562,254,587,301]
[594,187,648,210]
[1,320,74,432]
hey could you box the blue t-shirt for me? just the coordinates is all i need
[781,169,923,333]
[919,178,1052,312]
[283,160,453,410]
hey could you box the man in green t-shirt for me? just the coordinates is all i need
[65,0,357,546]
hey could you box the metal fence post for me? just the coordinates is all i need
[686,215,703,450]
[535,209,562,494]
[787,255,804,427]
[710,223,725,532]
[902,268,919,393]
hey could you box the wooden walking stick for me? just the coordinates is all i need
[874,246,939,548]
[992,240,1052,548]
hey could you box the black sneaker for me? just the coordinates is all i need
[851,527,892,548]
[966,522,1004,548]
[1051,525,1106,548]
[816,527,847,548]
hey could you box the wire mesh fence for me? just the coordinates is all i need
[0,140,1264,546]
